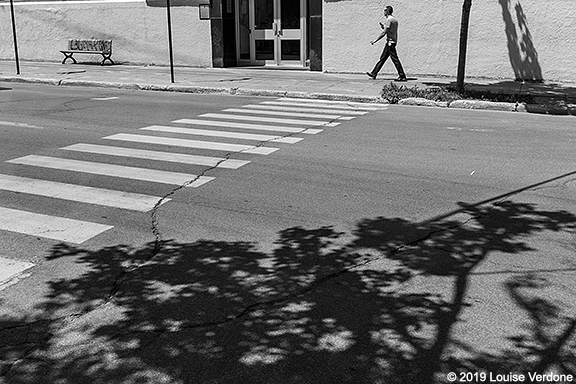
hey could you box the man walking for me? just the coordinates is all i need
[366,5,407,81]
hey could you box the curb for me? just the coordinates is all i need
[398,97,523,112]
[2,75,572,114]
[398,98,449,108]
[396,96,574,115]
[524,103,576,116]
[449,99,521,112]
[0,77,60,87]
[0,76,385,104]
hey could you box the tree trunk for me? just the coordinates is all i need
[456,0,472,94]
[417,269,471,382]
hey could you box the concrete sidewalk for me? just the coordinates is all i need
[1,60,575,115]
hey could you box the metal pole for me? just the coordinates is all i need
[9,0,20,74]
[166,0,175,83]
[456,0,472,94]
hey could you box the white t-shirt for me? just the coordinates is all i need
[385,15,399,44]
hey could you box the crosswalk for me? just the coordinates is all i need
[0,97,388,286]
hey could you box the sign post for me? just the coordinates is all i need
[166,0,175,83]
[9,0,20,74]
[145,0,210,83]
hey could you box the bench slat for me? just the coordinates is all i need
[61,39,114,65]
[61,50,107,54]
[68,39,112,54]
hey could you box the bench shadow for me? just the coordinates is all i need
[1,200,575,383]
[61,62,116,67]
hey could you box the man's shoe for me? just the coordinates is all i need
[366,72,377,80]
[394,76,408,82]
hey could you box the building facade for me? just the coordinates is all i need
[1,0,575,82]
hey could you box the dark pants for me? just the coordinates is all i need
[371,42,405,77]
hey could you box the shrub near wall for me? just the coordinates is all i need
[0,0,212,67]
[324,0,576,82]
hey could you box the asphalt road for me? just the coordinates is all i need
[0,83,575,383]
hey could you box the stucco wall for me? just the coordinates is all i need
[0,0,212,67]
[2,0,575,81]
[324,0,576,82]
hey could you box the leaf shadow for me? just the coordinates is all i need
[1,201,575,383]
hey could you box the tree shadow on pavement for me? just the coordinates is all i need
[464,81,576,116]
[1,201,575,383]
[421,79,576,116]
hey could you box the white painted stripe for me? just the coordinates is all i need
[91,97,119,101]
[103,133,278,155]
[172,118,306,134]
[7,155,214,187]
[302,129,324,135]
[242,104,367,115]
[223,108,344,120]
[0,207,113,244]
[0,174,166,212]
[140,125,302,144]
[0,121,43,129]
[62,143,250,169]
[199,113,330,127]
[277,97,389,109]
[261,101,378,111]
[0,257,35,290]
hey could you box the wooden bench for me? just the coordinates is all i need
[60,39,114,65]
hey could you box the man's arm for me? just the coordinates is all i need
[370,28,388,45]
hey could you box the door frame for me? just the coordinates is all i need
[235,0,307,67]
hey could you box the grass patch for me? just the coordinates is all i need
[380,83,536,104]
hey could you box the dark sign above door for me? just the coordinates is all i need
[146,0,208,7]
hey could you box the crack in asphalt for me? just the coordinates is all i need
[0,319,54,376]
[90,112,352,321]
[71,213,473,341]
[0,106,362,375]
[0,183,560,376]
[5,107,572,373]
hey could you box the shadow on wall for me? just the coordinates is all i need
[499,0,543,82]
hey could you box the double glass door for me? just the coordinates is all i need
[237,0,306,66]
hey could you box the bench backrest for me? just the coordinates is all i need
[68,39,112,53]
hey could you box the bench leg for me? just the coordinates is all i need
[100,53,114,66]
[61,52,77,64]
